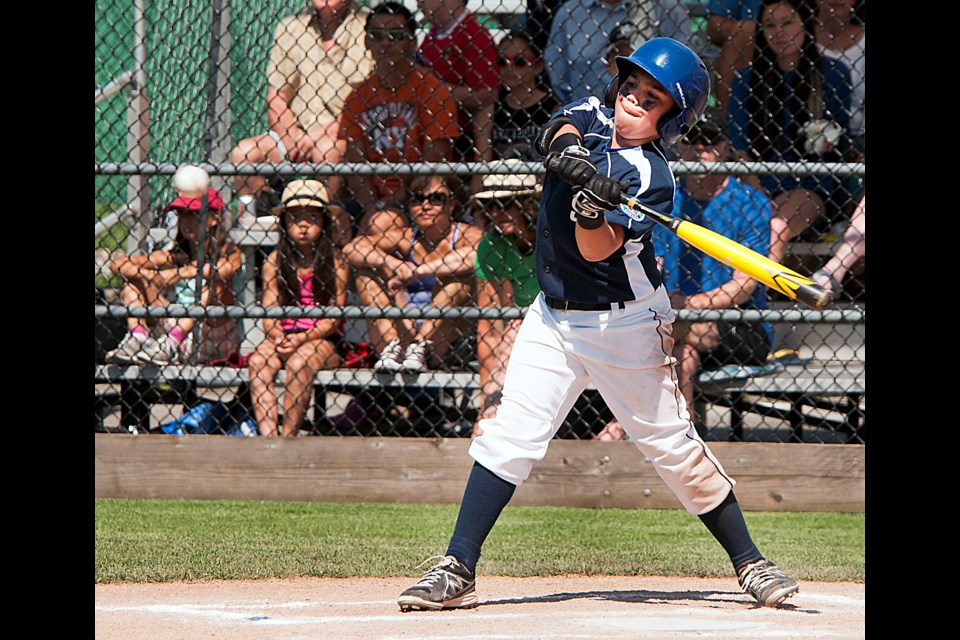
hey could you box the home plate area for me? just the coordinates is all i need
[95,575,865,640]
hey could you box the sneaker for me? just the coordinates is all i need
[737,559,799,607]
[401,340,432,372]
[374,339,404,371]
[134,337,181,366]
[397,555,478,612]
[105,334,143,365]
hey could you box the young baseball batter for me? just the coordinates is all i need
[397,37,799,612]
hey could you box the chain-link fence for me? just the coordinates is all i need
[95,0,865,444]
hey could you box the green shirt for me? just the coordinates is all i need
[474,232,539,307]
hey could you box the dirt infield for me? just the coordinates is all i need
[95,575,865,639]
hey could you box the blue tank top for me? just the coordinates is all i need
[405,223,461,294]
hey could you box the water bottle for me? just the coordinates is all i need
[236,195,256,228]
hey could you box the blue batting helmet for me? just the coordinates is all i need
[613,37,710,144]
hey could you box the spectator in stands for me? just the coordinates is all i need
[106,188,243,366]
[417,0,500,166]
[705,0,760,112]
[659,119,775,423]
[604,20,636,78]
[546,0,693,106]
[230,0,373,218]
[812,194,864,296]
[342,174,483,372]
[246,180,351,438]
[814,0,865,160]
[338,1,460,237]
[470,161,542,437]
[726,0,853,265]
[471,29,560,195]
[523,0,566,53]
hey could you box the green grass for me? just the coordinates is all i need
[95,204,127,289]
[96,203,128,254]
[95,499,864,584]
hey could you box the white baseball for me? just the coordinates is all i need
[172,165,210,198]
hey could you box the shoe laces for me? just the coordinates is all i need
[381,339,403,359]
[412,555,459,586]
[405,340,429,359]
[738,560,788,591]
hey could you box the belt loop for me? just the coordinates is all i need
[616,301,625,310]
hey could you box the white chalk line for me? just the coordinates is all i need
[96,591,863,637]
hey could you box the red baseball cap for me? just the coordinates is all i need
[168,187,225,212]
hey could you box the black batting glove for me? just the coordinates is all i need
[545,143,596,187]
[571,175,627,229]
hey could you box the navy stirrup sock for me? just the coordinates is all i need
[445,462,517,573]
[698,491,764,572]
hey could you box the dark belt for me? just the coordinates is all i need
[544,295,626,311]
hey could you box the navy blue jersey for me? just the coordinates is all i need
[535,96,677,304]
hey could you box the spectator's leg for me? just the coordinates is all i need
[117,279,151,334]
[676,321,719,417]
[304,121,346,197]
[247,338,284,437]
[674,340,703,416]
[230,133,287,199]
[352,267,402,356]
[769,188,825,266]
[352,206,410,353]
[815,196,865,289]
[281,338,341,437]
[358,206,407,237]
[419,279,475,364]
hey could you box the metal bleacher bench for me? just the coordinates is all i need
[96,354,864,442]
[94,364,481,434]
[693,357,865,443]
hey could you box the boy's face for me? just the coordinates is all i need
[612,68,676,146]
[366,14,415,62]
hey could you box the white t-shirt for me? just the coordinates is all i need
[818,33,865,137]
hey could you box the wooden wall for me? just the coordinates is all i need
[94,434,865,512]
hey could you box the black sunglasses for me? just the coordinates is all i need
[496,54,531,68]
[366,28,412,42]
[410,190,450,206]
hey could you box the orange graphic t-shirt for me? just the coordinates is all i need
[340,67,460,199]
